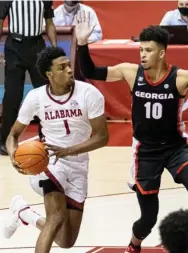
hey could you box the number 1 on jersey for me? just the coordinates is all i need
[144,102,163,119]
[63,120,70,134]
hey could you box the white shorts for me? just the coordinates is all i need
[29,156,88,203]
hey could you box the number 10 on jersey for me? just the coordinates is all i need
[144,102,163,119]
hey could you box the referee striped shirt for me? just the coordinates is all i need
[0,0,54,37]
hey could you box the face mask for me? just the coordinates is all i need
[178,7,188,16]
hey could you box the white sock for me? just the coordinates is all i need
[19,208,41,227]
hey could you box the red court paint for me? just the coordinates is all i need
[86,247,167,253]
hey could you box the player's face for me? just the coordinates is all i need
[50,56,74,88]
[140,41,165,70]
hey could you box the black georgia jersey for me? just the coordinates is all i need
[132,64,186,145]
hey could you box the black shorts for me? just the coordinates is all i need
[132,138,188,195]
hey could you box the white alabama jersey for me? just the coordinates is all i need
[17,80,105,162]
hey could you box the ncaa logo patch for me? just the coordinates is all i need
[70,100,79,108]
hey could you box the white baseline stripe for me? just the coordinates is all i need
[93,248,104,253]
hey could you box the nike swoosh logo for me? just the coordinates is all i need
[138,82,146,86]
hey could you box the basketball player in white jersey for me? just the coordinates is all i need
[3,46,109,253]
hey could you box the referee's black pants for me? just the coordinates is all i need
[1,34,46,144]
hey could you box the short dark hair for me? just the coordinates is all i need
[36,46,66,80]
[159,209,188,253]
[139,25,170,49]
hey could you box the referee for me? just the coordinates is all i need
[0,0,57,155]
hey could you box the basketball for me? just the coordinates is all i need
[14,140,49,175]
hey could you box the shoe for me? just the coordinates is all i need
[2,195,30,239]
[2,214,21,239]
[0,144,8,155]
[124,245,141,253]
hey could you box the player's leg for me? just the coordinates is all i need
[66,208,83,246]
[46,164,87,247]
[166,142,188,190]
[128,189,159,250]
[35,187,68,253]
[125,140,164,252]
[35,164,87,247]
[2,159,68,248]
[3,161,86,248]
[3,180,83,248]
[35,196,84,248]
[3,178,68,253]
[49,205,84,248]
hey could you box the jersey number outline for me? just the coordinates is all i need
[144,102,163,120]
[63,120,70,134]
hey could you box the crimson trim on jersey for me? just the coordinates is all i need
[144,64,172,86]
[45,170,84,210]
[46,84,75,105]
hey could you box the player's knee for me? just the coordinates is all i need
[133,216,157,240]
[145,214,158,228]
[55,226,79,248]
[133,209,158,240]
[46,213,66,231]
[57,240,75,249]
[55,235,76,249]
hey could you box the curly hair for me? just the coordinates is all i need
[36,46,66,80]
[159,209,188,253]
[139,25,170,49]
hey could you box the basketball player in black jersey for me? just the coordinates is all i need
[75,10,188,253]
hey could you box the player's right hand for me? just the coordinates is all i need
[75,10,96,44]
[10,151,27,175]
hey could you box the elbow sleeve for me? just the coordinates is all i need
[77,44,107,81]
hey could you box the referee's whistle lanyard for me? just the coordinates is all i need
[62,5,80,26]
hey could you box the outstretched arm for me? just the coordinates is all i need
[77,44,126,82]
[76,10,138,87]
[76,11,130,82]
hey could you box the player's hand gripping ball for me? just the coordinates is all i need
[14,141,49,175]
